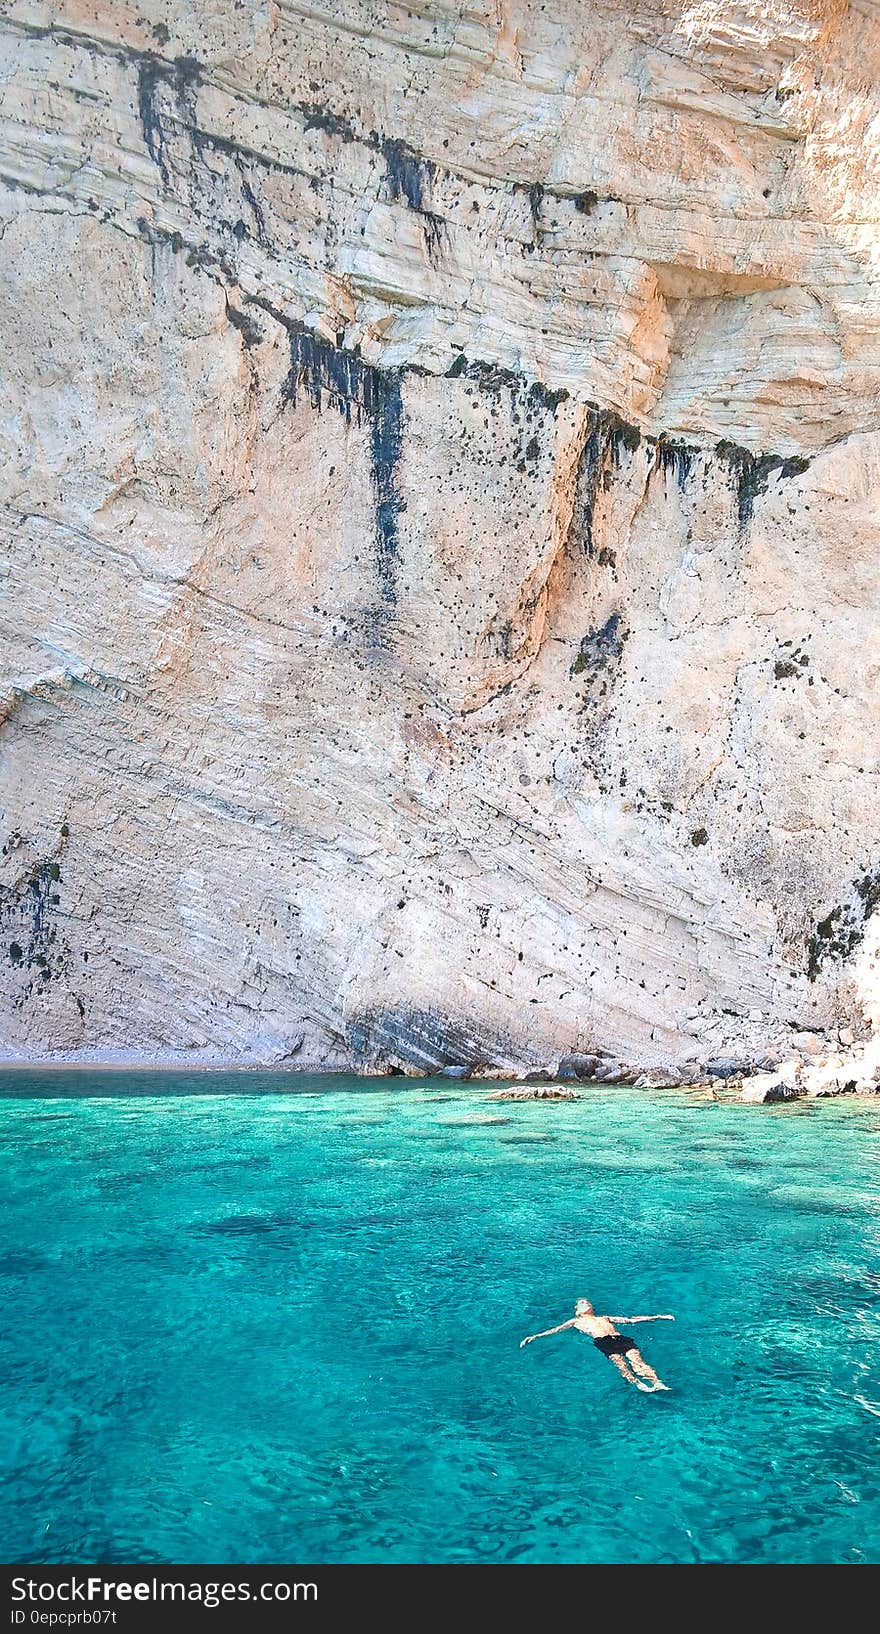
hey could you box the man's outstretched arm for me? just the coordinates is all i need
[519,1319,577,1348]
[608,1314,675,1323]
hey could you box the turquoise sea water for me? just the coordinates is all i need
[1,1070,878,1564]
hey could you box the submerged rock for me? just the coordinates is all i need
[488,1086,582,1102]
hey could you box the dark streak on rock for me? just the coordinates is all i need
[0,17,827,555]
[0,856,65,989]
[136,52,202,186]
[226,303,264,348]
[715,441,809,526]
[421,211,446,260]
[570,613,627,682]
[304,109,442,246]
[655,438,695,491]
[444,353,568,414]
[8,14,624,231]
[283,327,404,604]
[381,138,435,212]
[134,215,237,282]
[579,425,604,547]
[576,411,642,551]
[20,25,806,508]
[57,202,816,540]
[301,104,358,143]
[240,175,267,245]
[370,376,405,603]
[376,139,447,261]
[188,123,307,186]
[136,56,169,180]
[441,359,807,530]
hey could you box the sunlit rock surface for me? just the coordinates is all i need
[1,1,879,1074]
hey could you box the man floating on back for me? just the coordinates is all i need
[520,1297,674,1392]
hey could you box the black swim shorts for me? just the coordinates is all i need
[593,1333,637,1357]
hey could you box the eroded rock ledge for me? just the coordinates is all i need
[1,2,880,1078]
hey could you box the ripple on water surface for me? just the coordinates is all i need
[0,1072,878,1563]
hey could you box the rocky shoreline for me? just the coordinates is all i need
[2,1040,878,1103]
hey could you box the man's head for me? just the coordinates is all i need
[575,1298,594,1315]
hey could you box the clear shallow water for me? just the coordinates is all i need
[1,1070,879,1565]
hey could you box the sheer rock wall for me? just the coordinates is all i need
[1,1,879,1074]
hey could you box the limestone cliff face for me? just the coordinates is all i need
[2,0,880,1075]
